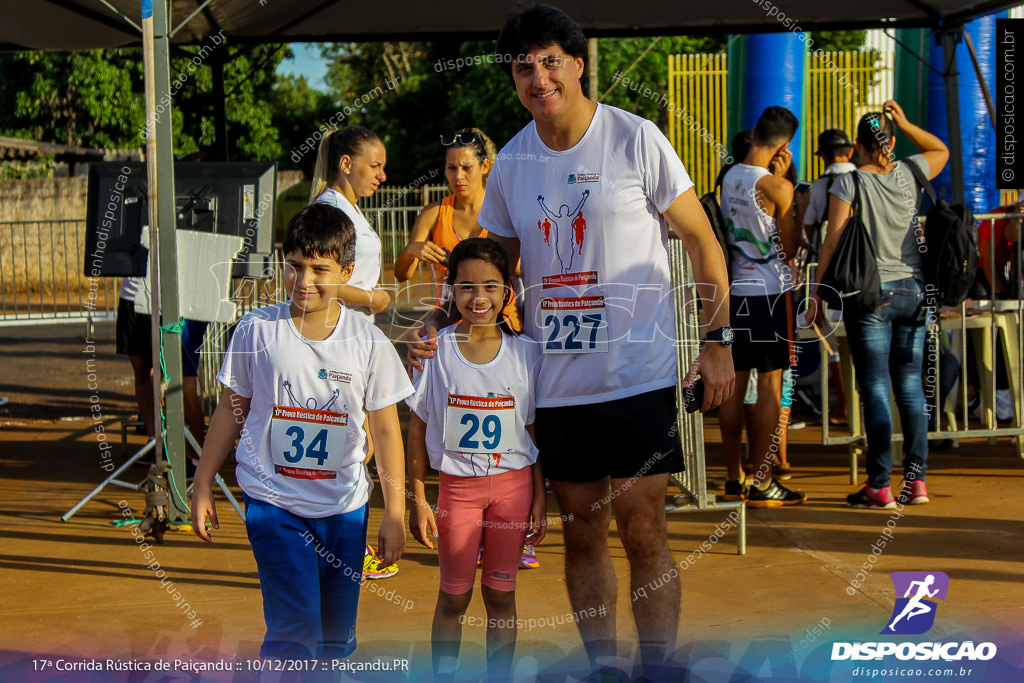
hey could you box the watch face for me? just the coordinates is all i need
[722,327,734,345]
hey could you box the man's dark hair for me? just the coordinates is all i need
[283,203,356,269]
[752,106,799,147]
[496,3,588,83]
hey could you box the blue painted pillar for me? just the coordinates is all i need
[739,33,807,170]
[928,12,1006,212]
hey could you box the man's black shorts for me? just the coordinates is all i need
[115,298,151,357]
[730,291,794,372]
[116,300,206,378]
[534,386,683,482]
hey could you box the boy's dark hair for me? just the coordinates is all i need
[496,3,588,84]
[752,106,799,147]
[732,129,753,162]
[816,128,853,160]
[283,203,356,269]
[444,237,519,336]
[856,111,895,163]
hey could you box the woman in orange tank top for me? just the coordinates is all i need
[395,128,521,330]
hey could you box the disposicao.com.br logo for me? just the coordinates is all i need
[832,571,997,662]
[884,571,949,635]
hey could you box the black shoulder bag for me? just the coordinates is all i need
[817,173,881,316]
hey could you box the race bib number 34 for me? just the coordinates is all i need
[443,394,516,454]
[540,296,609,354]
[271,405,348,479]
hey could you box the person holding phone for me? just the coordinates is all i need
[718,106,807,507]
[808,101,948,510]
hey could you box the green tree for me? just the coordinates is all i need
[0,49,146,149]
[808,31,868,53]
[0,42,293,174]
[597,35,726,129]
[318,40,526,185]
[270,72,336,166]
[169,42,289,161]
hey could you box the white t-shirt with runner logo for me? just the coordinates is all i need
[406,326,540,477]
[479,103,693,407]
[721,163,792,296]
[217,302,413,517]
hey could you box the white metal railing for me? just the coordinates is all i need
[801,211,1024,473]
[0,202,435,327]
[0,219,121,327]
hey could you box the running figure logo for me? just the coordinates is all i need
[881,571,949,635]
[282,380,341,412]
[537,190,590,273]
[537,217,552,245]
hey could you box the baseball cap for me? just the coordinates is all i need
[816,129,853,157]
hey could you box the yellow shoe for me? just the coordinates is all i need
[362,544,398,581]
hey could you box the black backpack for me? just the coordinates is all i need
[699,176,733,279]
[904,161,978,306]
[817,173,882,316]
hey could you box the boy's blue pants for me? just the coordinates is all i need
[244,494,369,660]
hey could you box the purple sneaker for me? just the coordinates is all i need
[519,545,539,569]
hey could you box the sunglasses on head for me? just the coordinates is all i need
[440,131,484,148]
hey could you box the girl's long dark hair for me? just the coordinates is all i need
[444,237,518,336]
[856,112,895,166]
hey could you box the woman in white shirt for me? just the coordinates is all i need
[309,125,390,318]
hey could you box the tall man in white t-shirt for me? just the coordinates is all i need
[718,106,807,507]
[412,5,733,678]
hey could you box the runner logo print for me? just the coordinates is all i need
[882,571,949,635]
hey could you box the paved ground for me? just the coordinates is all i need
[1,321,1022,682]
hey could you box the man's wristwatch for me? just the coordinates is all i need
[703,326,734,346]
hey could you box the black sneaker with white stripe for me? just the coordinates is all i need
[746,479,807,508]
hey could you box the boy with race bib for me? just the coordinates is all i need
[190,203,413,660]
[406,238,546,682]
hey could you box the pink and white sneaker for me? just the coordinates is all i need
[897,480,929,505]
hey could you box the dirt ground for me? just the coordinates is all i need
[1,320,1022,682]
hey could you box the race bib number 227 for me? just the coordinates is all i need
[540,296,609,354]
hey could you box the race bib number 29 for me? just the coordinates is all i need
[541,296,609,354]
[443,394,516,454]
[270,405,348,479]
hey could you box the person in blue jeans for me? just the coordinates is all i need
[808,100,949,509]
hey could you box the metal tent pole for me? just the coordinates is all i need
[142,0,189,521]
[940,28,966,205]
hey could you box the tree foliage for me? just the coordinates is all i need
[596,35,726,128]
[0,30,868,180]
[315,36,729,184]
[0,49,146,149]
[0,42,300,174]
[809,31,868,53]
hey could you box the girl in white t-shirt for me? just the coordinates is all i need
[406,238,545,681]
[310,125,390,319]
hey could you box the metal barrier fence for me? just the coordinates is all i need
[0,204,432,326]
[667,237,747,553]
[0,219,121,327]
